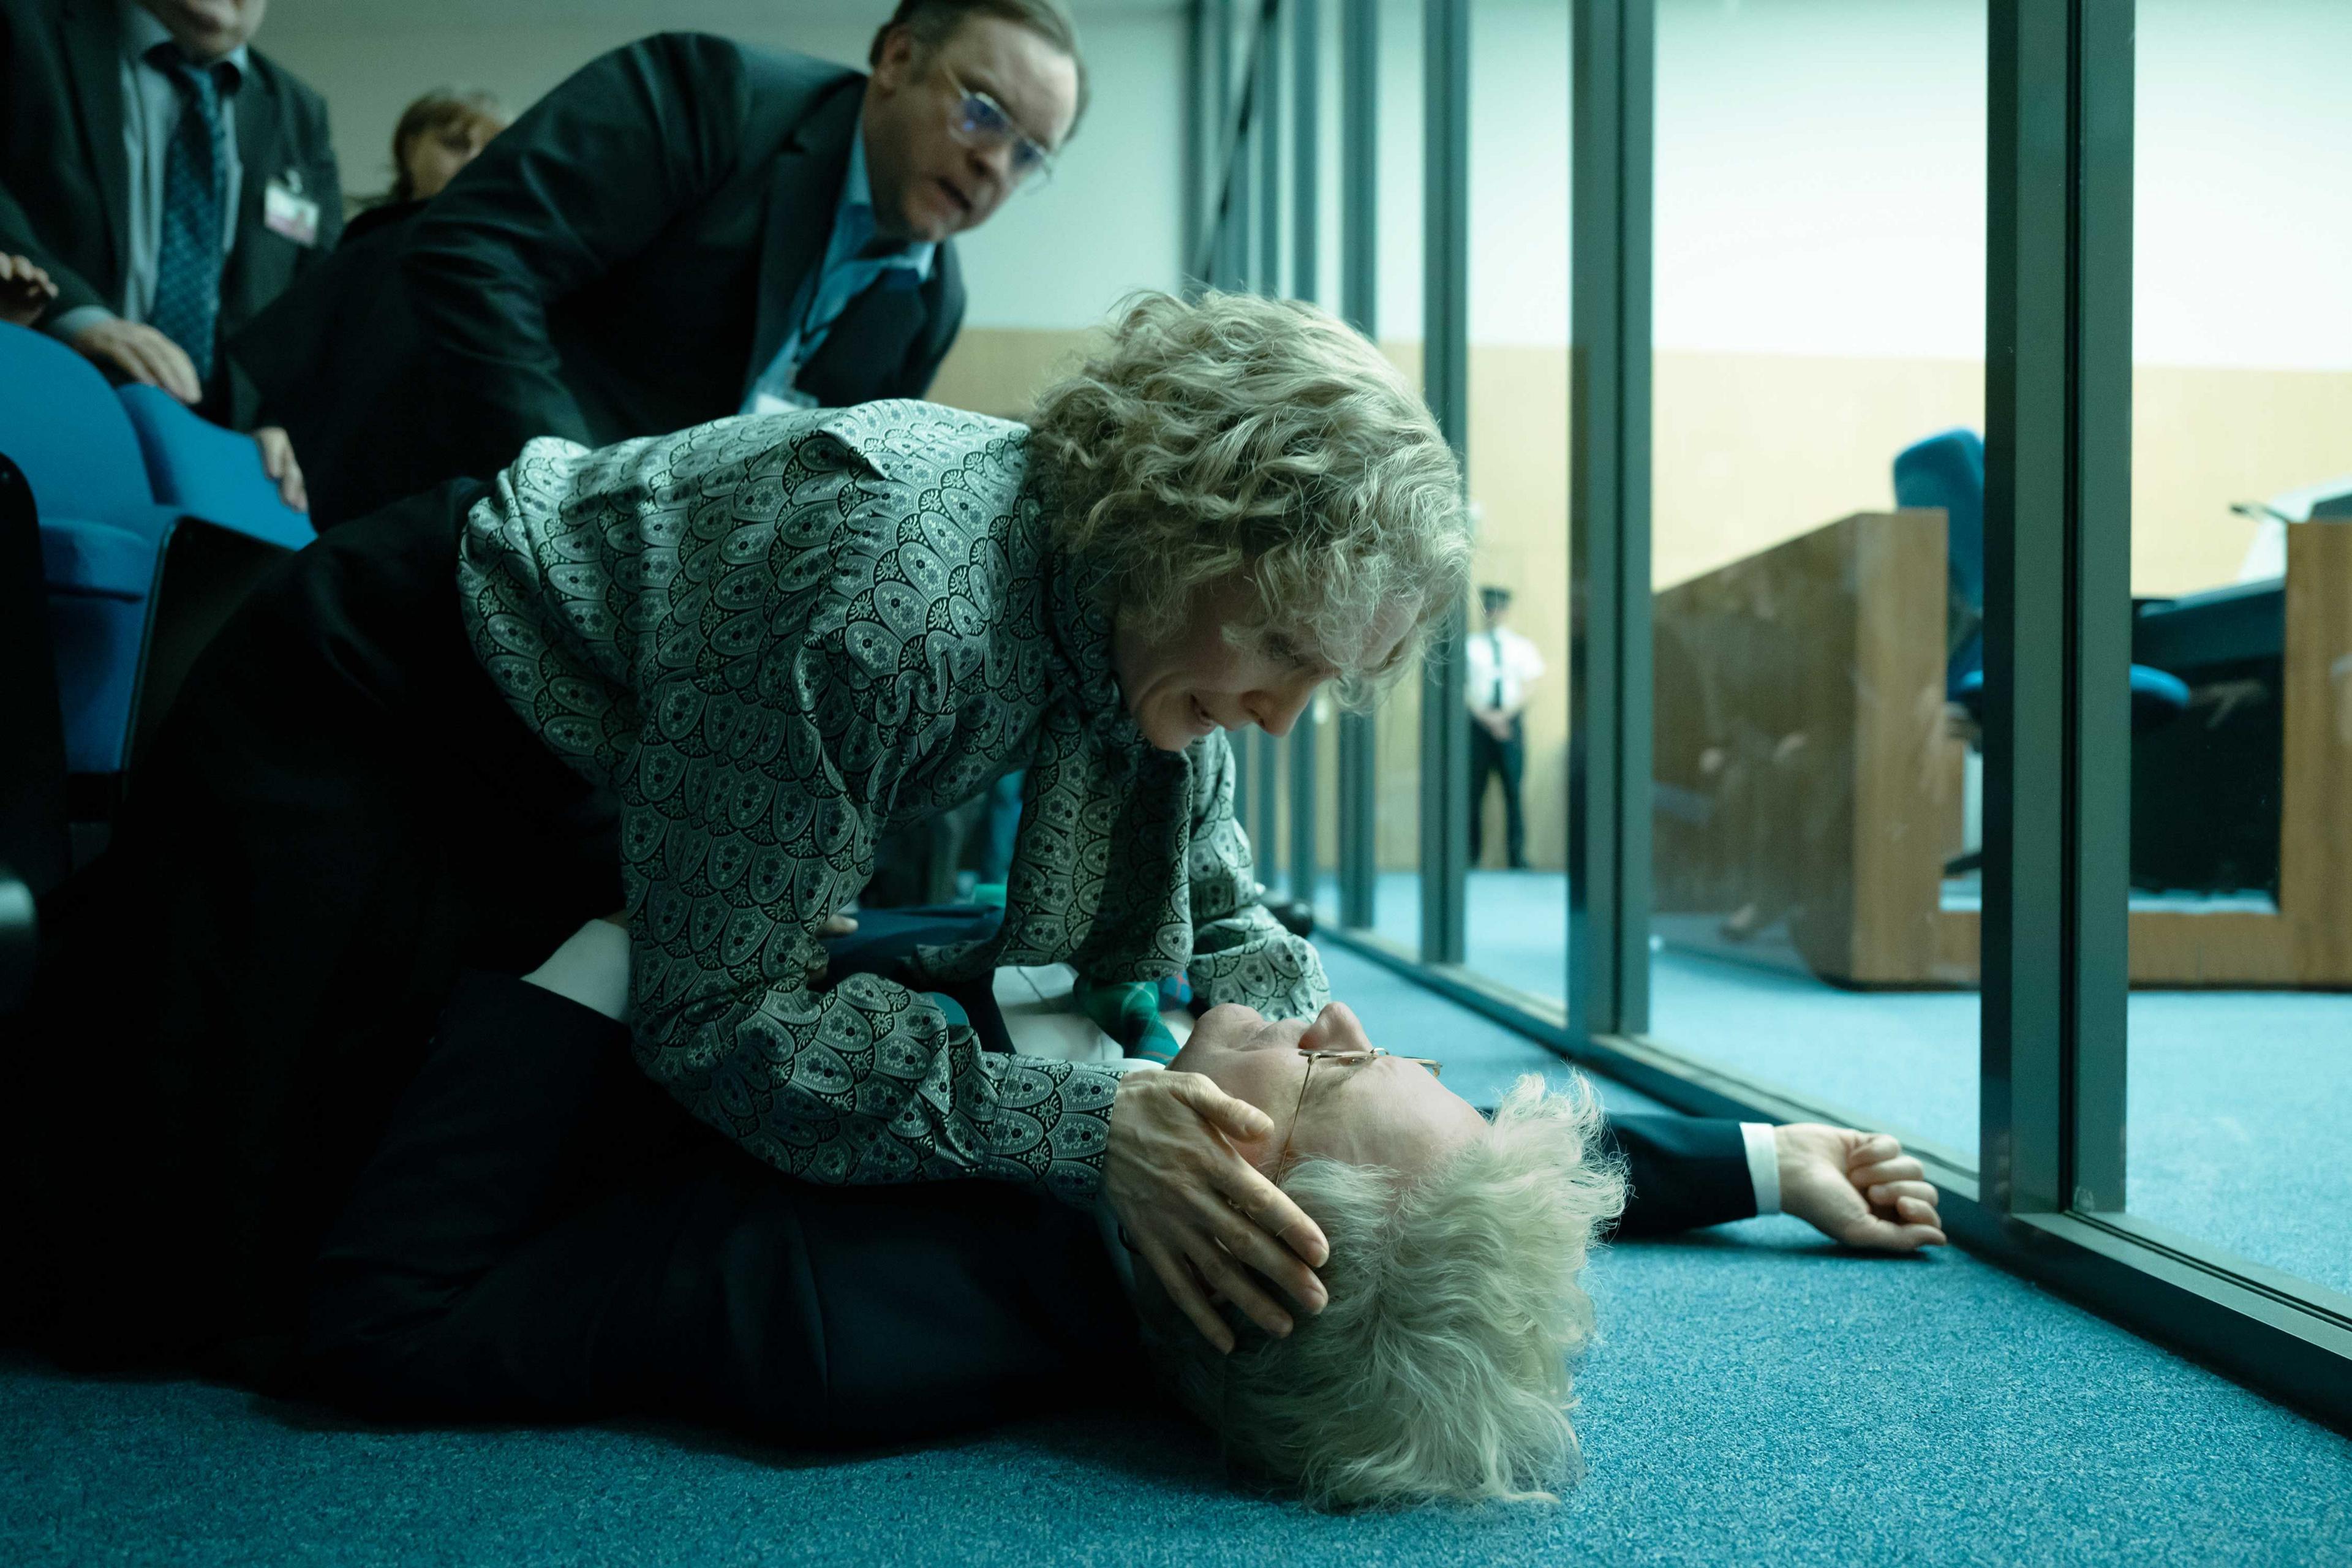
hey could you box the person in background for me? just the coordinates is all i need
[1464,584,1544,869]
[335,87,507,249]
[236,0,1085,529]
[0,0,340,512]
[1,251,57,326]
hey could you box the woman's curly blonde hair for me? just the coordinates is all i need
[1027,290,1472,701]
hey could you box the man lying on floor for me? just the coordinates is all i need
[300,909,1947,1510]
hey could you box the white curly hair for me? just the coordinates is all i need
[1134,1074,1628,1509]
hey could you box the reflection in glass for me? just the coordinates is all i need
[2120,0,2352,1298]
[1645,0,1985,1167]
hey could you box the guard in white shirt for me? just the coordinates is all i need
[1464,585,1545,869]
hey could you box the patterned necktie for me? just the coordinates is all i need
[146,45,230,385]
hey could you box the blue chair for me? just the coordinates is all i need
[116,383,313,551]
[0,325,185,780]
[0,323,307,812]
[1951,666,2193,731]
[1894,427,2188,735]
[1893,429,1986,692]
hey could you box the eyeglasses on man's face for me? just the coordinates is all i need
[941,69,1056,190]
[1275,1046,1443,1177]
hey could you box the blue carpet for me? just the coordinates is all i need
[4,943,2348,1564]
[5,1225,2346,1564]
[1314,873,2352,1299]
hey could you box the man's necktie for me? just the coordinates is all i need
[147,45,230,385]
[1490,630,1506,709]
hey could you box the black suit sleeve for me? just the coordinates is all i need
[397,32,755,466]
[0,6,99,322]
[1599,1113,1762,1238]
[288,77,344,257]
[0,179,81,315]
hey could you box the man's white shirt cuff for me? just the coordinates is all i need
[1740,1122,1781,1216]
[522,918,632,1023]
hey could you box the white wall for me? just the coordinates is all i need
[2133,0,2352,370]
[1354,0,2352,371]
[258,0,2352,364]
[260,0,1186,333]
[1653,0,2352,370]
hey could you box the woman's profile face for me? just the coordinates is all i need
[1110,577,1406,753]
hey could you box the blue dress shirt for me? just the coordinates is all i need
[739,130,937,415]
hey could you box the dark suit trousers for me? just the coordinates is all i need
[1468,715,1528,868]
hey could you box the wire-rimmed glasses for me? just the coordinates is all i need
[1272,1046,1443,1178]
[942,69,1056,190]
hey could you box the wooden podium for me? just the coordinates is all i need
[1652,510,2352,989]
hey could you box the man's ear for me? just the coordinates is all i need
[871,26,922,93]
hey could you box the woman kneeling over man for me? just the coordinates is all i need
[16,292,1944,1509]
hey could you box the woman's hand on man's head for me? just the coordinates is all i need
[1104,1069,1330,1354]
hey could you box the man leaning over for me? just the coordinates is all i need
[236,0,1084,528]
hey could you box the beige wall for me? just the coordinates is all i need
[931,327,2352,873]
[1654,353,2352,598]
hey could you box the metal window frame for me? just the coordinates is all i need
[1980,0,2132,1223]
[1334,0,1379,932]
[1564,0,1653,1038]
[1415,0,1471,965]
[1286,0,1324,907]
[1250,19,1285,873]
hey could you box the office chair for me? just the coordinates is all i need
[1893,428,2190,734]
[0,325,309,851]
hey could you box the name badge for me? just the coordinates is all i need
[263,174,320,247]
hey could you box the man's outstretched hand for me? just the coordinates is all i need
[1776,1123,1948,1252]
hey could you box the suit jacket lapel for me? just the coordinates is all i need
[59,0,130,284]
[741,78,864,403]
[219,66,276,314]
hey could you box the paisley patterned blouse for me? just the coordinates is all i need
[457,402,1329,1204]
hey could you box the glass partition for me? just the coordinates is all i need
[1458,0,1570,1006]
[2117,0,2352,1300]
[1365,0,1427,954]
[1645,0,1987,1168]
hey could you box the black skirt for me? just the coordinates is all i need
[14,480,624,1375]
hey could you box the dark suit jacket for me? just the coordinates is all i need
[0,0,341,422]
[1599,1113,1761,1236]
[231,32,967,530]
[291,965,1759,1438]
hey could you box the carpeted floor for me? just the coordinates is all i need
[1319,870,2352,1298]
[4,943,2348,1565]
